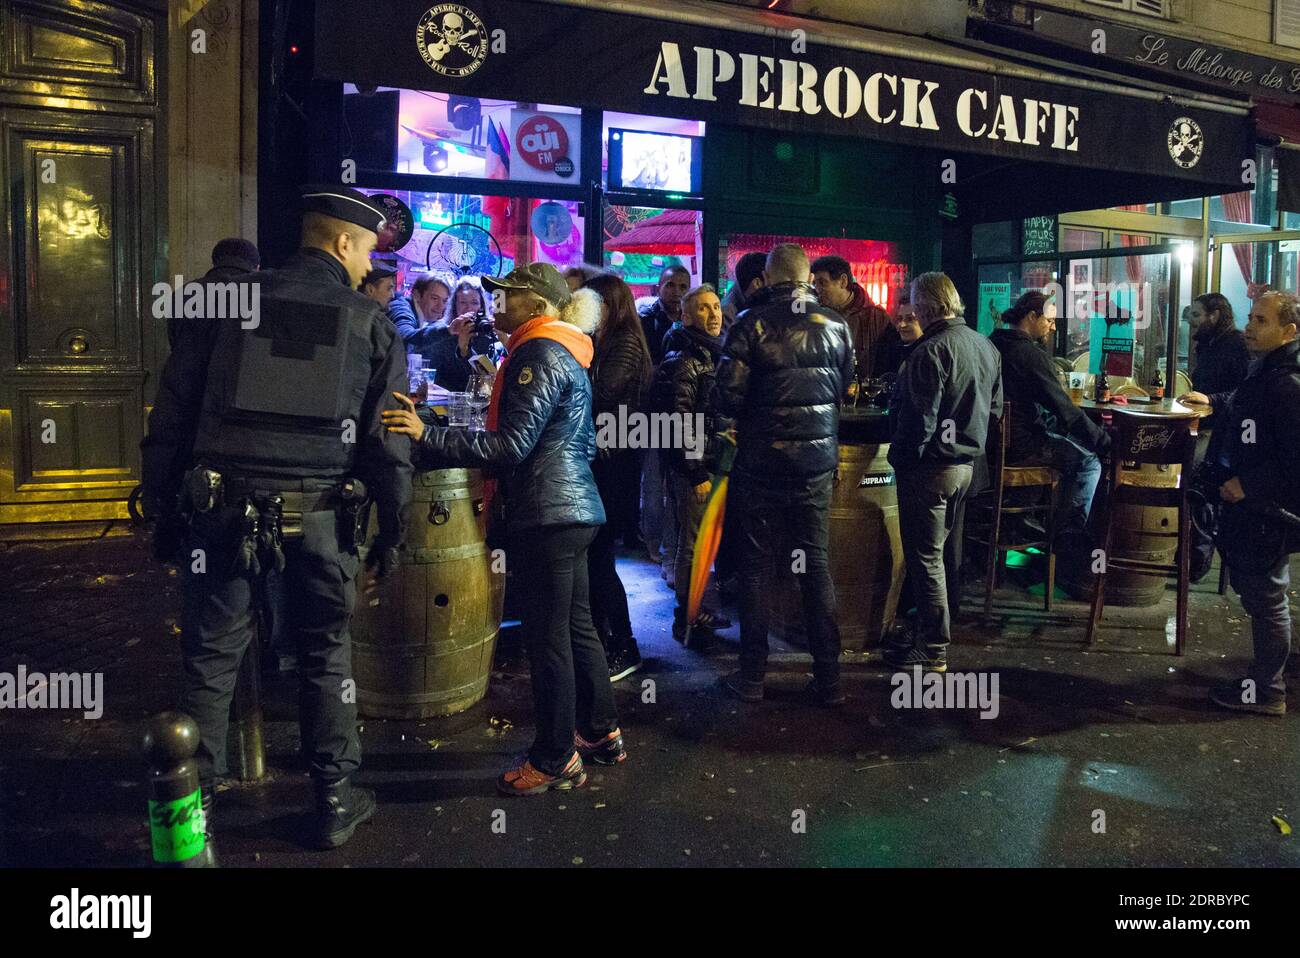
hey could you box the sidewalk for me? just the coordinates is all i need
[1,529,1297,868]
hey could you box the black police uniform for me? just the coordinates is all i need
[141,189,412,843]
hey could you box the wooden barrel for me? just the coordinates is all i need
[352,469,505,718]
[769,442,906,649]
[1058,461,1179,606]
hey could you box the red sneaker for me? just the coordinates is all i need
[496,752,587,796]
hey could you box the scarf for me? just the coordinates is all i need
[482,314,594,510]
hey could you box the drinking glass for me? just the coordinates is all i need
[447,392,471,426]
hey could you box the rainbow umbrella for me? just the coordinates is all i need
[686,430,737,645]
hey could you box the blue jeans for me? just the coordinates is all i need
[1230,558,1292,701]
[1018,433,1101,533]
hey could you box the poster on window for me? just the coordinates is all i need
[976,282,1011,336]
[509,110,581,185]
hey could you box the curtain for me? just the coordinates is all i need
[1220,191,1255,287]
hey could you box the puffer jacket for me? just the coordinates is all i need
[652,324,723,485]
[591,324,652,420]
[715,282,855,479]
[415,336,605,534]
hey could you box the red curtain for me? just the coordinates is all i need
[1220,191,1255,286]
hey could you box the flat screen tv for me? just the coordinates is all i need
[607,128,703,195]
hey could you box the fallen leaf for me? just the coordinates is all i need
[1272,816,1292,836]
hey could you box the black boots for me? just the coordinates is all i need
[311,776,376,850]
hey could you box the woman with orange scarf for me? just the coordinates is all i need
[383,263,625,795]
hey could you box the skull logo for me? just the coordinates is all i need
[417,5,488,78]
[1166,117,1204,170]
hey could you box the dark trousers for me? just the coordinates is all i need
[734,470,841,685]
[589,454,635,651]
[896,462,974,653]
[1231,557,1292,700]
[514,523,619,774]
[181,501,360,785]
[1017,433,1101,532]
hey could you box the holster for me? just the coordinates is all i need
[338,478,371,552]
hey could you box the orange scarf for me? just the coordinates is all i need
[483,315,594,510]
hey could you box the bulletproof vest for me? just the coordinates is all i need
[193,284,372,478]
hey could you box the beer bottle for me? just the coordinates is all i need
[1150,367,1165,399]
[1094,370,1110,403]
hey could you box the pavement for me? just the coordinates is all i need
[1,527,1298,868]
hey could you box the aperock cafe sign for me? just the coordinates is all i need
[314,0,1253,186]
[999,7,1300,107]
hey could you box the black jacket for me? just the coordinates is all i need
[415,336,605,534]
[652,324,723,485]
[1193,325,1250,430]
[591,324,652,420]
[142,248,413,543]
[414,325,498,392]
[715,283,855,480]
[989,326,1108,461]
[1216,339,1300,516]
[888,319,1003,473]
[639,299,678,366]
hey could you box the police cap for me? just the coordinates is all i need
[300,185,387,234]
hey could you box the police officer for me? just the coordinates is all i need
[141,185,413,850]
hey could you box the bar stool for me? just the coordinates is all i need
[968,402,1060,616]
[1086,410,1198,655]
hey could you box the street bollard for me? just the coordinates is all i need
[142,711,214,867]
[228,630,266,782]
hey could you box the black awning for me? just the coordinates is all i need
[314,0,1256,211]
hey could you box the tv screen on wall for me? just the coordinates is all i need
[607,128,703,195]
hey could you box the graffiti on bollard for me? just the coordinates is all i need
[142,711,213,867]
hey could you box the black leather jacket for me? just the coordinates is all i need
[653,324,724,485]
[415,336,605,534]
[715,282,855,480]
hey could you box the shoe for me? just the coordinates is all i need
[575,728,627,765]
[1209,683,1286,716]
[497,752,587,795]
[311,777,377,850]
[803,678,846,707]
[882,644,948,673]
[695,610,732,631]
[672,613,712,651]
[721,670,764,702]
[607,645,643,682]
[880,622,914,656]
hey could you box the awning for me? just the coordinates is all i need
[314,0,1258,219]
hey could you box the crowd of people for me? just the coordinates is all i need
[142,185,1299,855]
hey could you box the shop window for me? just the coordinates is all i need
[344,86,581,184]
[603,202,702,300]
[602,112,705,195]
[720,233,905,311]
[359,188,584,289]
[1061,228,1103,252]
[1109,232,1156,249]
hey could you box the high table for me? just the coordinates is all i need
[1059,396,1206,606]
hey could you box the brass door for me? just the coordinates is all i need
[0,0,163,526]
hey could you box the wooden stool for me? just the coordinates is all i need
[1086,410,1198,655]
[968,402,1061,616]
